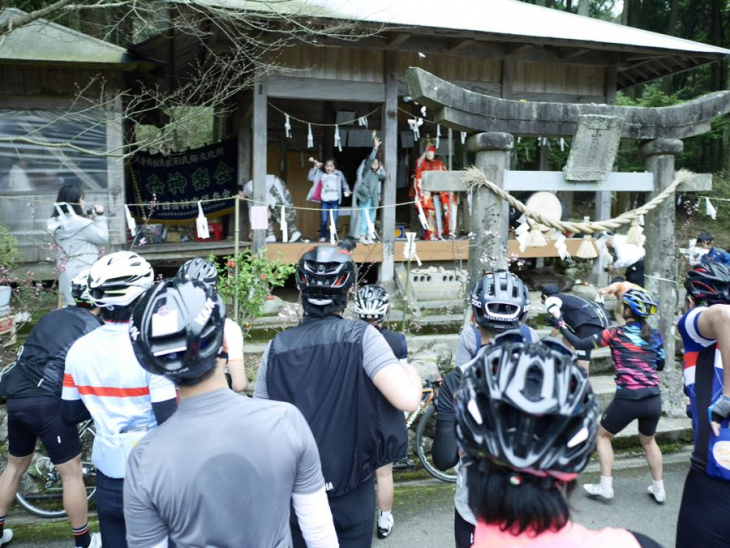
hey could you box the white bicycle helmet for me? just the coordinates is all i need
[354,285,390,321]
[70,268,94,307]
[88,251,154,308]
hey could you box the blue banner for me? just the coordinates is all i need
[129,139,237,221]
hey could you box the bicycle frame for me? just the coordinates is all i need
[405,380,440,429]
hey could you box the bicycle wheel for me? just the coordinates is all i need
[415,404,457,483]
[14,422,96,518]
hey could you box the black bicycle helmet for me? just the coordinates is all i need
[130,278,225,382]
[354,285,390,322]
[471,270,530,332]
[454,333,599,481]
[177,257,218,287]
[685,263,730,307]
[296,245,356,308]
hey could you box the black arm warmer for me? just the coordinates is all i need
[61,399,92,426]
[432,420,460,470]
[152,398,177,425]
[560,326,602,351]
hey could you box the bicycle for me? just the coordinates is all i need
[14,420,97,518]
[403,379,457,483]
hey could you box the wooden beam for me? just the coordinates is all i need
[605,66,618,104]
[446,38,474,54]
[559,48,590,59]
[505,43,534,56]
[380,50,398,285]
[252,77,268,254]
[386,33,411,49]
[267,76,385,102]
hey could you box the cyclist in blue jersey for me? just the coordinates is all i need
[353,284,408,539]
[676,262,730,547]
[0,271,102,548]
[434,270,538,548]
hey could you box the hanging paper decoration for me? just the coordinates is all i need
[196,201,210,240]
[307,124,314,149]
[285,114,292,139]
[517,136,522,144]
[280,206,288,243]
[404,232,422,266]
[329,208,337,245]
[358,116,368,128]
[554,233,570,260]
[677,195,682,206]
[460,131,466,144]
[334,125,342,152]
[706,197,717,220]
[416,200,429,230]
[435,125,441,149]
[559,138,566,152]
[420,106,427,118]
[123,205,137,236]
[408,118,422,141]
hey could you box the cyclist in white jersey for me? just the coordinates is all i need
[61,252,177,548]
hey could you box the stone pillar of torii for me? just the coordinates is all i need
[407,68,730,415]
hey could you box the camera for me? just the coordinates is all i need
[86,207,103,217]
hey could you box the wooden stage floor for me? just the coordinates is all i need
[136,238,594,264]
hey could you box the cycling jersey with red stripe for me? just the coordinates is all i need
[62,322,176,478]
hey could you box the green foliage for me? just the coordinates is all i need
[0,225,22,272]
[210,251,296,333]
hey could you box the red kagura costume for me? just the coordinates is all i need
[412,146,455,240]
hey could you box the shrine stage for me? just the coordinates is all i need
[136,238,595,264]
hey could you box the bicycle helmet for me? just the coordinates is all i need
[685,263,730,306]
[454,334,599,481]
[471,270,530,332]
[622,288,658,318]
[296,245,356,308]
[88,251,154,308]
[70,268,94,307]
[177,257,218,286]
[354,285,390,321]
[130,278,225,382]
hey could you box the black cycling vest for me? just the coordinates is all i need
[556,293,610,330]
[267,315,403,497]
[379,327,407,360]
[0,306,102,399]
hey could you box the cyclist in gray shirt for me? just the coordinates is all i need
[125,279,338,548]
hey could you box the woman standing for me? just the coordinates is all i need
[307,157,351,242]
[550,288,666,503]
[47,184,108,307]
[350,136,386,244]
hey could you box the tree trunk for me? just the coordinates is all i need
[565,0,573,12]
[662,0,681,93]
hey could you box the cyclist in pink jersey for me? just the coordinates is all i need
[453,335,662,548]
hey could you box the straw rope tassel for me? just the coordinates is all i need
[626,219,644,245]
[526,221,548,247]
[576,217,598,259]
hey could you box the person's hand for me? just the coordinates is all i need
[542,314,565,330]
[709,395,730,436]
[344,191,352,198]
[374,136,382,149]
[607,264,615,273]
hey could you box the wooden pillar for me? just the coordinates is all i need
[236,91,252,242]
[105,80,126,251]
[252,77,268,254]
[379,51,398,284]
[468,132,513,286]
[641,138,683,416]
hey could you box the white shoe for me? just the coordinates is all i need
[290,231,302,243]
[648,485,666,504]
[265,234,276,243]
[358,236,369,244]
[377,514,394,539]
[318,237,326,243]
[365,237,375,244]
[583,483,614,500]
[87,532,102,548]
[0,529,13,546]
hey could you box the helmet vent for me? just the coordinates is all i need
[523,365,544,401]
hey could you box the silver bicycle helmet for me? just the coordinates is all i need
[354,285,390,321]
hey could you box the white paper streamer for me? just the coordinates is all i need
[285,114,292,139]
[358,116,368,128]
[123,205,136,236]
[329,208,337,244]
[196,201,210,239]
[435,124,441,149]
[559,138,566,152]
[420,106,427,118]
[334,125,342,152]
[280,206,288,243]
[677,195,682,205]
[706,197,717,220]
[307,124,314,148]
[409,119,421,141]
[460,131,466,144]
[404,232,422,266]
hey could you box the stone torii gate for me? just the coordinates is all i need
[407,67,730,411]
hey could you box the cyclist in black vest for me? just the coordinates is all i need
[541,284,610,372]
[353,284,408,540]
[255,244,422,547]
[0,270,102,548]
[434,270,538,548]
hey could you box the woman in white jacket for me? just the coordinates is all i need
[47,184,108,307]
